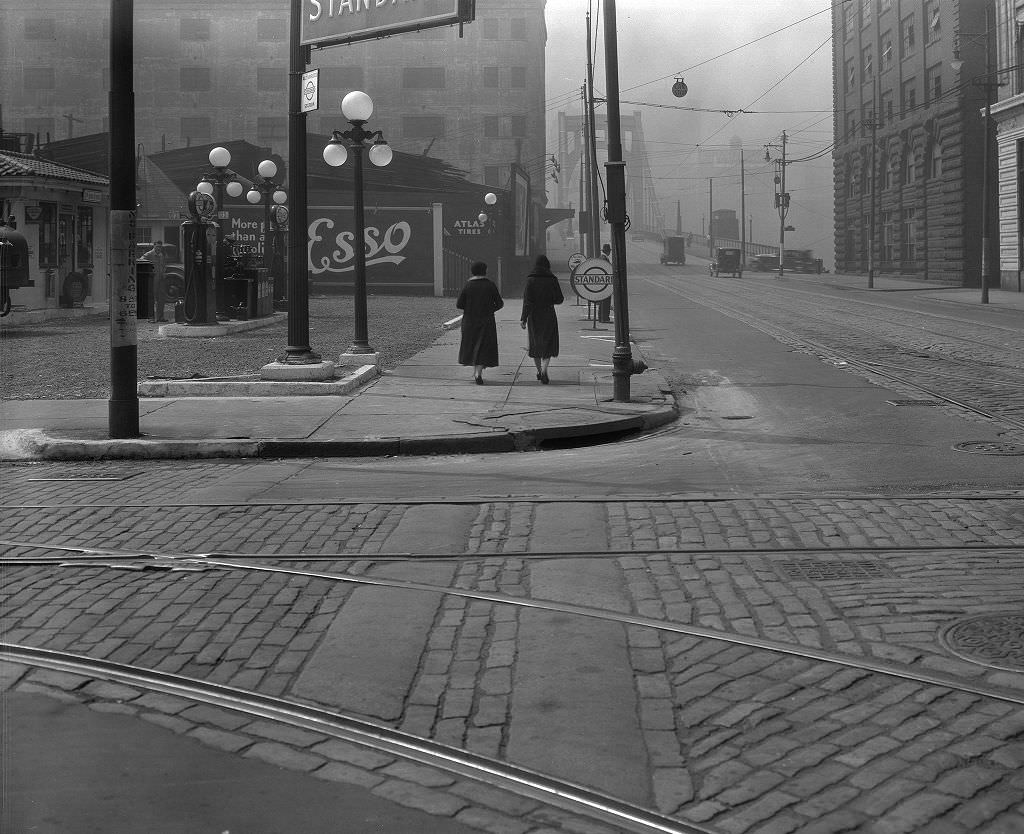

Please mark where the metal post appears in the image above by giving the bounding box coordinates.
[980,8,992,304]
[869,78,878,288]
[108,0,139,438]
[708,178,714,257]
[778,130,787,278]
[602,0,634,402]
[740,150,746,267]
[585,14,602,257]
[350,140,372,352]
[282,0,319,363]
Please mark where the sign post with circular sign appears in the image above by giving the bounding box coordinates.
[567,252,585,273]
[570,258,614,329]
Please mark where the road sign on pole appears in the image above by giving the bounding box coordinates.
[569,257,614,302]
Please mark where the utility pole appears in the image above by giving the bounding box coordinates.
[580,85,591,254]
[108,0,139,438]
[740,150,746,267]
[676,200,682,235]
[765,131,788,277]
[585,8,602,258]
[980,6,993,304]
[708,178,714,257]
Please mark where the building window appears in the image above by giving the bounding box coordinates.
[484,165,503,187]
[884,154,897,189]
[845,58,856,91]
[511,67,527,88]
[257,67,286,93]
[37,203,58,271]
[902,77,917,114]
[925,1,940,41]
[483,67,499,88]
[881,210,896,261]
[257,117,287,146]
[903,208,917,261]
[23,67,55,91]
[862,45,874,80]
[180,116,211,143]
[509,114,526,137]
[843,4,854,39]
[257,18,286,41]
[320,66,365,90]
[901,14,915,59]
[930,141,943,177]
[482,18,499,39]
[903,149,917,184]
[881,31,894,71]
[880,89,894,125]
[484,116,500,138]
[846,111,857,139]
[926,65,942,103]
[510,17,527,39]
[402,67,446,89]
[180,67,211,92]
[403,115,446,138]
[180,18,210,41]
[24,18,55,39]
[77,207,95,268]
[860,0,872,28]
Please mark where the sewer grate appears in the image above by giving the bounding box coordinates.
[776,559,895,581]
[939,613,1024,672]
[886,399,942,407]
[953,441,1024,456]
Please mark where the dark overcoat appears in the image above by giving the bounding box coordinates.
[456,276,504,367]
[520,267,564,359]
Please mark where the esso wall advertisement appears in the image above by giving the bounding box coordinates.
[306,206,434,290]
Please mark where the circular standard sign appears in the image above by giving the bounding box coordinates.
[567,251,585,272]
[570,258,614,302]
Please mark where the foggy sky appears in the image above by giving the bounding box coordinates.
[544,0,836,259]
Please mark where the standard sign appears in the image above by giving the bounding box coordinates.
[570,258,614,302]
[301,69,319,113]
[301,0,475,48]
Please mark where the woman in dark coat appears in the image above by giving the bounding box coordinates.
[520,254,564,384]
[456,260,504,384]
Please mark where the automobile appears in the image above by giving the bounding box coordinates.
[750,253,777,271]
[783,249,818,273]
[659,235,686,265]
[136,242,186,300]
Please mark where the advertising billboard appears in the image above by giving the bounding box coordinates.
[301,0,475,48]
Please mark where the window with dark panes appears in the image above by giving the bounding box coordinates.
[881,89,894,125]
[320,66,365,90]
[257,18,286,41]
[180,18,210,40]
[924,1,940,41]
[511,67,526,88]
[257,67,286,92]
[403,115,445,137]
[509,114,526,136]
[881,32,894,71]
[903,149,916,184]
[484,116,500,137]
[862,45,873,79]
[24,18,55,39]
[843,5,854,39]
[181,67,211,92]
[402,67,445,89]
[926,65,942,103]
[483,67,499,88]
[181,116,211,142]
[77,207,94,268]
[901,14,915,58]
[901,77,916,113]
[24,67,55,91]
[846,58,856,91]
[511,17,527,39]
[903,207,917,260]
[37,203,58,268]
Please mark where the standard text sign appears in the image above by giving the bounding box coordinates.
[301,0,474,48]
[570,258,614,302]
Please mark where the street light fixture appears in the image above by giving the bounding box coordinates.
[196,146,244,315]
[323,91,393,356]
[245,158,288,301]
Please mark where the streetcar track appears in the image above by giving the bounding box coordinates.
[0,644,714,834]
[3,538,1022,707]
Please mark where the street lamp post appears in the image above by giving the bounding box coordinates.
[196,146,244,315]
[246,159,288,301]
[323,91,393,357]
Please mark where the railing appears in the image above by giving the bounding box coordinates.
[442,247,476,297]
[687,234,778,258]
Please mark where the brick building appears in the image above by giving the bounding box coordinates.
[832,0,992,285]
[992,0,1024,291]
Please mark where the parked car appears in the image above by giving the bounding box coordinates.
[136,242,186,300]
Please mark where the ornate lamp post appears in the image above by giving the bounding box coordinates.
[323,91,393,357]
[246,158,288,301]
[196,146,244,315]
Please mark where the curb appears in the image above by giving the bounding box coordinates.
[137,365,378,398]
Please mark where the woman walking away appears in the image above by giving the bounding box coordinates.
[520,254,564,384]
[457,260,504,384]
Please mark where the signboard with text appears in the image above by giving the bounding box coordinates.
[307,205,435,292]
[301,0,476,48]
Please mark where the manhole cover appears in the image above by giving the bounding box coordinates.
[886,399,942,407]
[939,614,1024,671]
[953,441,1024,456]
[777,559,894,581]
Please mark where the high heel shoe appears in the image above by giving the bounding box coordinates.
[536,372,543,381]
[475,375,483,385]
[540,371,549,384]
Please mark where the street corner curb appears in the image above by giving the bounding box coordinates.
[0,430,263,461]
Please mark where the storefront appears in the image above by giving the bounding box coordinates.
[0,150,110,313]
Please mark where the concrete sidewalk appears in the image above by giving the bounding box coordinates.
[0,303,677,461]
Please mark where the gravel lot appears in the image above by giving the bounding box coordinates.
[1,295,458,400]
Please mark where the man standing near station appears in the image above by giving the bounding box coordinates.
[142,240,167,321]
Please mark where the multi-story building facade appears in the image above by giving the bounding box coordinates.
[832,0,990,285]
[0,1,548,232]
[991,0,1024,291]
